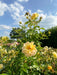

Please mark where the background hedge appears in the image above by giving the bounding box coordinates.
[41,26,57,48]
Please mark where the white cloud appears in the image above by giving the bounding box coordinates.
[56,12,57,15]
[18,0,29,2]
[0,31,10,37]
[0,25,12,30]
[0,1,26,26]
[0,1,8,16]
[39,14,57,29]
[3,31,9,36]
[39,13,47,20]
[8,2,26,25]
[37,9,43,13]
[4,31,9,35]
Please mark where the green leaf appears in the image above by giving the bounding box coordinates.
[20,71,23,75]
[40,27,45,30]
[25,21,29,24]
[23,68,28,73]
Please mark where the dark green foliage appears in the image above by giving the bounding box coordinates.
[41,26,57,48]
[10,28,26,39]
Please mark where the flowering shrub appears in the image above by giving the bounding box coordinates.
[10,12,47,46]
[0,38,19,74]
[0,12,57,75]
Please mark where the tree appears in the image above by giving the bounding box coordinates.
[10,28,26,39]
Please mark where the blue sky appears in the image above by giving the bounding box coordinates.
[0,0,57,37]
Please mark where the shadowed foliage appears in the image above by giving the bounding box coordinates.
[41,26,57,48]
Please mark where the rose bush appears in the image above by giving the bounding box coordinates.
[0,12,57,75]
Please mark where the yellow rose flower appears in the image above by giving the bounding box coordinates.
[53,52,57,58]
[8,50,12,54]
[48,31,51,35]
[37,52,39,55]
[31,13,39,20]
[2,36,9,41]
[11,50,15,53]
[3,60,6,63]
[4,49,7,54]
[48,65,52,70]
[0,64,3,69]
[22,42,37,57]
[43,46,48,51]
[8,58,11,61]
[15,51,19,55]
[13,54,16,58]
[1,54,4,57]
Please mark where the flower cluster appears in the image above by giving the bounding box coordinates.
[48,65,52,70]
[10,42,19,48]
[24,12,39,21]
[2,36,9,41]
[22,42,37,57]
[0,45,18,70]
[53,51,57,58]
[31,13,39,20]
[36,46,57,74]
[0,64,3,70]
